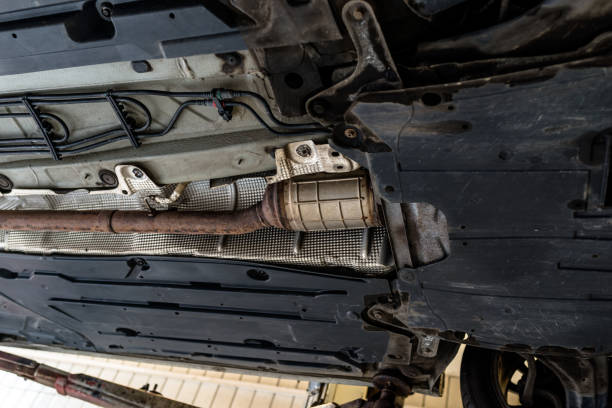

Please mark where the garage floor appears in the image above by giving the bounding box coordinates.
[0,346,310,408]
[0,346,463,407]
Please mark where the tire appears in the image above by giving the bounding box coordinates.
[460,347,508,408]
[460,346,566,408]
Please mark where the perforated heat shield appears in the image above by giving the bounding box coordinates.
[0,178,392,274]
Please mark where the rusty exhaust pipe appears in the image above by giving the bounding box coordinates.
[0,176,379,235]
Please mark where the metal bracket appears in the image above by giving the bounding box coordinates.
[22,97,61,160]
[306,0,402,126]
[266,141,360,184]
[416,334,440,358]
[106,92,140,147]
[311,372,411,408]
[124,258,150,280]
[382,334,413,367]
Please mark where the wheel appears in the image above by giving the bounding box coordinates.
[460,346,565,408]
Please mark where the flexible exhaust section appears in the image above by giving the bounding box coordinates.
[0,176,379,235]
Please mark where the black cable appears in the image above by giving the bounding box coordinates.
[141,100,211,139]
[0,100,213,156]
[231,90,325,129]
[18,90,214,102]
[60,100,213,155]
[225,101,330,136]
[0,88,328,159]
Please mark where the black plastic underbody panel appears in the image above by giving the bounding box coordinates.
[0,253,390,379]
[0,0,344,76]
[344,63,612,352]
[0,0,246,75]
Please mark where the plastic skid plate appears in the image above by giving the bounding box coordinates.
[0,253,390,378]
[342,61,612,353]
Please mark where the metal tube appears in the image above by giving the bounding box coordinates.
[0,176,380,235]
[110,206,270,235]
[0,184,285,235]
[0,207,274,236]
[0,210,115,233]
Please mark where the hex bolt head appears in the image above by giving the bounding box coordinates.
[100,2,113,18]
[296,144,313,158]
[352,8,364,20]
[344,128,358,139]
[132,168,144,178]
[311,101,326,115]
[98,170,118,187]
[222,53,242,67]
[422,335,435,347]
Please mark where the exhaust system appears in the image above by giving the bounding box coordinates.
[0,176,379,235]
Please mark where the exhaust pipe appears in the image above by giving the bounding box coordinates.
[0,176,379,235]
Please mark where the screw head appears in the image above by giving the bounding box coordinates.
[352,8,364,20]
[311,101,326,115]
[296,144,313,158]
[98,170,118,187]
[422,335,435,347]
[222,53,243,67]
[132,168,144,178]
[344,128,358,139]
[100,3,113,17]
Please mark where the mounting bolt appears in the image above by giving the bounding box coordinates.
[344,128,358,139]
[100,2,113,18]
[98,170,118,187]
[296,144,313,158]
[226,55,238,66]
[422,335,435,348]
[311,101,326,115]
[132,168,144,178]
[352,8,364,20]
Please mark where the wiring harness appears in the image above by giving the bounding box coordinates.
[0,88,328,160]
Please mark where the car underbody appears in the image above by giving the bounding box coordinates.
[0,0,610,407]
